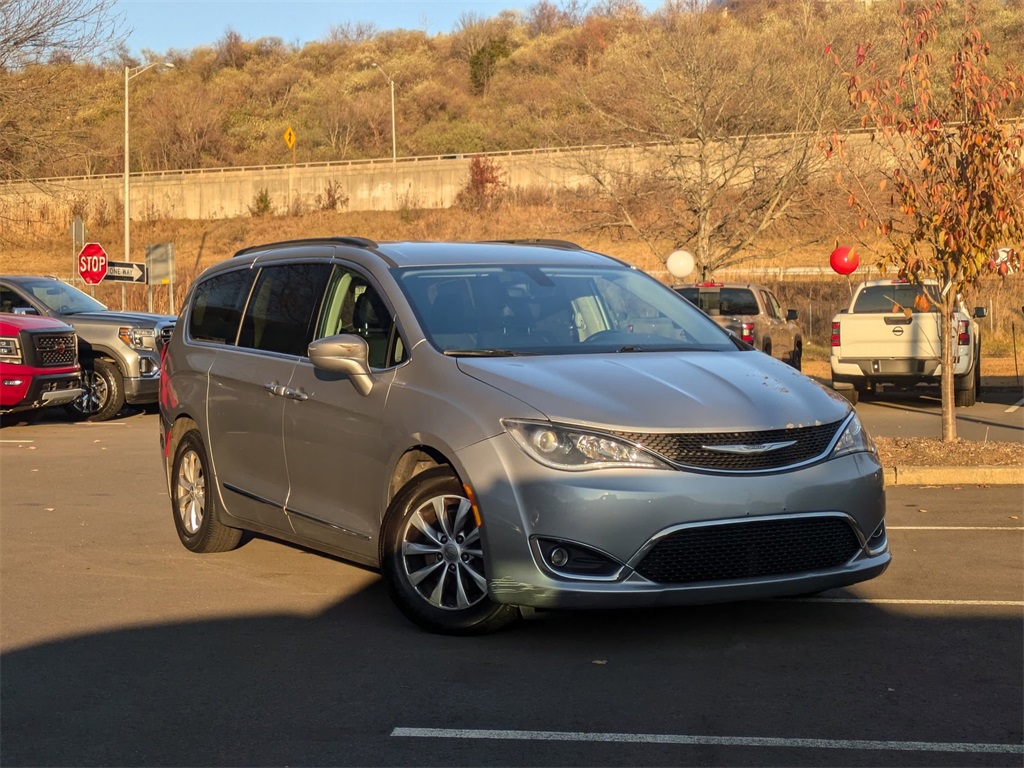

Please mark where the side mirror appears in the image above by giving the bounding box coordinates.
[11,307,38,316]
[307,334,373,396]
[786,309,799,321]
[973,307,987,319]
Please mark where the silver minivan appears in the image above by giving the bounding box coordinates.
[160,238,888,634]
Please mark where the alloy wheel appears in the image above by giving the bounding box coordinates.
[176,448,205,535]
[400,493,487,611]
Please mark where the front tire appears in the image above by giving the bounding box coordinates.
[171,429,242,553]
[380,467,519,635]
[66,359,125,422]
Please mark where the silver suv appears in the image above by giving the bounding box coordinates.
[160,238,888,634]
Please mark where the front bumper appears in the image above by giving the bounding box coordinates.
[124,372,161,404]
[455,432,888,610]
[0,372,83,414]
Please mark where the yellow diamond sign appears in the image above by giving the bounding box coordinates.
[283,126,296,149]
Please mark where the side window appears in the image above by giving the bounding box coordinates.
[760,291,780,319]
[238,263,332,356]
[189,270,254,344]
[0,286,32,313]
[316,267,402,369]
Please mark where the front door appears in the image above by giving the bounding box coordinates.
[282,266,405,561]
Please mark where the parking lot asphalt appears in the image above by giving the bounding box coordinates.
[1,412,1021,766]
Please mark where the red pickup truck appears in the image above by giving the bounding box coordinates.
[0,314,83,417]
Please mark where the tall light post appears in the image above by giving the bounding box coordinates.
[371,62,396,163]
[124,61,174,271]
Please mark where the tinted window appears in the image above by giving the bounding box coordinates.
[189,270,253,344]
[853,284,938,313]
[674,287,757,316]
[238,263,331,355]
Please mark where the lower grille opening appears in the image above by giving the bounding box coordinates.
[635,516,861,584]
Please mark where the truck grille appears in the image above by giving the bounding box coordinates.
[610,421,843,472]
[32,333,77,367]
[635,516,861,584]
[158,325,175,349]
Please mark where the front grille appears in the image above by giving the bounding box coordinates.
[32,333,77,367]
[634,516,861,584]
[158,325,174,349]
[610,421,843,472]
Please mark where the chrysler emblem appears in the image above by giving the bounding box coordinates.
[703,440,797,455]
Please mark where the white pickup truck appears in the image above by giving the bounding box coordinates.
[830,279,986,406]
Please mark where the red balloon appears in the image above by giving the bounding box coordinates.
[830,246,860,275]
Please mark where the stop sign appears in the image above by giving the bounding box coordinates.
[78,243,108,285]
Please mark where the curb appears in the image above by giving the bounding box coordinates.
[883,466,1023,486]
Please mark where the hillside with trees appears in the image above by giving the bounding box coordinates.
[4,0,1021,181]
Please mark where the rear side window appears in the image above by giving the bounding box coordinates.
[189,270,253,344]
[237,263,332,356]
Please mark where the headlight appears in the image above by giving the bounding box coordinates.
[503,419,672,471]
[0,336,22,363]
[118,326,157,350]
[830,412,878,460]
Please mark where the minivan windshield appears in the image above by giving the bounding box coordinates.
[396,265,736,355]
[14,278,108,315]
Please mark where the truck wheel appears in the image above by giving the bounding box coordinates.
[65,360,126,422]
[833,382,858,405]
[954,368,977,408]
[788,343,802,371]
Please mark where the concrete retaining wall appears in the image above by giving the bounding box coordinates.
[1,145,651,223]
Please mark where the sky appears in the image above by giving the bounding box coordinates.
[116,0,651,56]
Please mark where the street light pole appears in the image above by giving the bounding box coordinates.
[372,62,396,163]
[123,62,173,287]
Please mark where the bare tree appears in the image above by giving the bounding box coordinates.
[0,0,123,69]
[570,1,843,277]
[0,0,124,237]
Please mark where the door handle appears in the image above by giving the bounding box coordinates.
[284,388,308,401]
[264,382,287,397]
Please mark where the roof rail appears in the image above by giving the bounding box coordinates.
[482,239,583,250]
[233,236,379,258]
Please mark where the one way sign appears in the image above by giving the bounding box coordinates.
[105,260,147,284]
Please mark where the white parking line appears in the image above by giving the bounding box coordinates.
[1006,397,1024,413]
[391,727,1024,754]
[795,598,1023,606]
[888,526,1022,531]
[0,439,34,444]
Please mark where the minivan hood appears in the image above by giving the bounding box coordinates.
[457,350,849,431]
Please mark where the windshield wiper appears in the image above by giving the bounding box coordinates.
[443,349,541,357]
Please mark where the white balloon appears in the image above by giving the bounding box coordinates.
[666,250,695,279]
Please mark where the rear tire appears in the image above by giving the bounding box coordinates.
[380,467,519,635]
[788,343,802,371]
[954,368,977,407]
[833,382,858,405]
[171,429,242,553]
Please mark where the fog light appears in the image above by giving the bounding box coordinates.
[549,547,570,567]
[3,379,24,386]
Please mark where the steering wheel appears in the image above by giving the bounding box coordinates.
[582,330,629,344]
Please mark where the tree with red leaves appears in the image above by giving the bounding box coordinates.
[830,0,1023,441]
